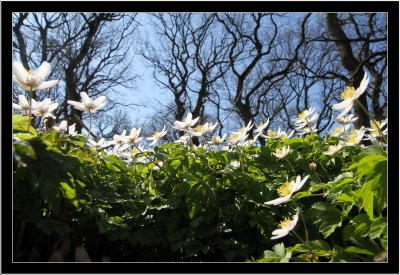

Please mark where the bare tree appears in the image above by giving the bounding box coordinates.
[215,13,311,140]
[140,13,231,139]
[12,13,140,133]
[325,13,387,127]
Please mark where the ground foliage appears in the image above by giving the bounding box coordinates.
[13,114,387,262]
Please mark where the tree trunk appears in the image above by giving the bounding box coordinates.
[326,13,370,129]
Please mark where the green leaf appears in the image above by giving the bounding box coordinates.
[272,243,286,257]
[309,202,343,238]
[360,180,374,220]
[369,217,387,239]
[336,193,355,204]
[60,181,78,207]
[13,114,38,134]
[344,246,375,256]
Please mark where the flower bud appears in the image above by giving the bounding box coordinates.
[309,162,317,172]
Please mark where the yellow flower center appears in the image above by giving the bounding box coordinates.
[298,111,307,119]
[340,86,356,100]
[278,217,292,228]
[281,134,288,140]
[195,125,204,132]
[228,134,238,141]
[333,127,342,134]
[268,130,277,137]
[370,120,381,135]
[129,148,138,155]
[277,181,292,197]
[347,136,356,144]
[152,131,159,137]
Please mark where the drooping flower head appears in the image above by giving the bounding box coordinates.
[12,61,59,91]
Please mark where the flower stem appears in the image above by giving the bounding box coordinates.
[293,202,309,243]
[27,88,33,131]
[285,158,296,175]
[355,99,387,144]
[87,111,92,141]
[291,230,305,244]
[342,124,347,139]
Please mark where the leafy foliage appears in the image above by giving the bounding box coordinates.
[12,114,387,262]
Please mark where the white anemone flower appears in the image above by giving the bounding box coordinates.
[341,127,365,146]
[296,124,318,136]
[234,120,254,135]
[111,130,127,150]
[227,160,241,170]
[328,125,350,137]
[68,123,78,137]
[31,98,58,117]
[53,120,68,133]
[174,134,191,145]
[293,107,318,128]
[12,61,59,91]
[208,134,227,146]
[273,146,292,159]
[202,122,219,133]
[119,128,143,151]
[187,125,206,137]
[333,114,358,125]
[265,175,309,206]
[147,126,167,146]
[322,144,343,156]
[366,119,387,138]
[279,129,295,141]
[87,138,111,150]
[227,132,249,146]
[13,95,37,115]
[172,113,200,131]
[67,92,106,113]
[332,73,369,117]
[254,119,270,135]
[188,121,218,137]
[262,128,282,140]
[271,209,300,240]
